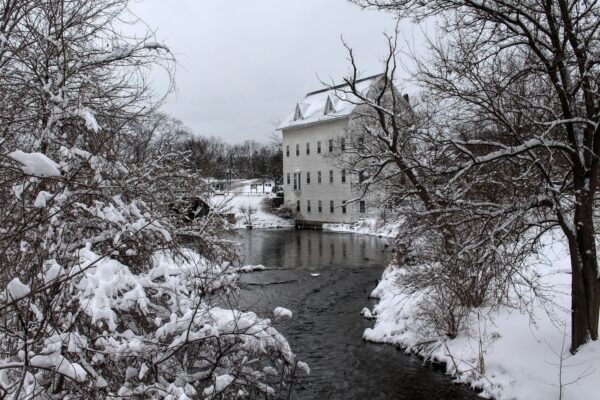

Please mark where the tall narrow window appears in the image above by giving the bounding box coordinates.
[295,144,299,156]
[341,169,346,183]
[293,173,297,190]
[330,200,334,213]
[318,200,322,213]
[286,173,290,185]
[342,200,347,214]
[307,200,311,213]
[329,170,334,183]
[358,171,365,183]
[306,142,310,155]
[298,172,301,190]
[359,201,366,213]
[317,171,322,184]
[341,138,346,151]
[296,200,300,212]
[317,141,322,154]
[286,145,290,157]
[328,139,333,152]
[306,172,311,184]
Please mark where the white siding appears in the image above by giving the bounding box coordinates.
[282,118,372,223]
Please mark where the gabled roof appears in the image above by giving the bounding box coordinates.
[324,95,336,115]
[277,74,384,130]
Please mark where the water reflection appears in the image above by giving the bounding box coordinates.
[238,229,387,271]
[236,229,480,400]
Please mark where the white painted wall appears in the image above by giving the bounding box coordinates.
[282,117,374,223]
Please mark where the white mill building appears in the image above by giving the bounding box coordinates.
[277,74,387,226]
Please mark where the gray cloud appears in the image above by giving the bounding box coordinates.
[130,0,423,143]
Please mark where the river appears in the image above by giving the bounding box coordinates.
[235,229,480,400]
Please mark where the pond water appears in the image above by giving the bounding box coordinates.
[235,229,480,400]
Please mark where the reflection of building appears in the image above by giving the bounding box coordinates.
[277,74,385,225]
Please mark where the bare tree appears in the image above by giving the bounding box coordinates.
[0,1,303,398]
[326,35,535,340]
[239,204,258,227]
[351,0,600,352]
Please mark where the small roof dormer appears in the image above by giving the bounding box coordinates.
[277,73,385,130]
[324,95,336,115]
[294,102,305,121]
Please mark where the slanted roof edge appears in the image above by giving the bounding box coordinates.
[305,73,384,97]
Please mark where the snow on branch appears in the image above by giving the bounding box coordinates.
[7,150,61,177]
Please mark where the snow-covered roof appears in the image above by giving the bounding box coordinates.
[277,74,383,130]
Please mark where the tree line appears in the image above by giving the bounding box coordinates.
[129,112,284,183]
[180,134,283,182]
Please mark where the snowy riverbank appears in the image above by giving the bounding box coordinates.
[211,194,294,229]
[211,193,400,235]
[323,218,400,238]
[362,231,600,400]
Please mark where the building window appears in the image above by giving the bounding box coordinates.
[307,200,311,213]
[306,142,310,155]
[358,171,365,183]
[341,138,346,151]
[286,145,289,157]
[287,173,290,185]
[318,200,322,213]
[359,201,366,213]
[329,170,333,183]
[317,171,322,184]
[342,200,347,214]
[330,200,334,213]
[306,172,311,184]
[328,139,333,152]
[317,141,321,154]
[293,172,302,190]
[341,169,346,183]
[296,144,300,156]
[296,200,300,212]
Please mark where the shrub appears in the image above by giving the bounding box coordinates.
[261,197,293,219]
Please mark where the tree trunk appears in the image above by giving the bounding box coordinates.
[567,196,600,353]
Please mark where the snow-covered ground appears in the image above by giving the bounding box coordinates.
[211,194,294,229]
[323,217,400,238]
[363,231,600,400]
[211,191,398,234]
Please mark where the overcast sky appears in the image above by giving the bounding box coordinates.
[128,0,424,143]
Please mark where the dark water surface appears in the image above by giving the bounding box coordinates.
[235,229,479,400]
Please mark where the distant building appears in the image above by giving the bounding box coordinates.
[277,74,390,225]
[208,178,274,195]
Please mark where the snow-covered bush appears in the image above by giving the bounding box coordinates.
[261,198,293,220]
[0,1,302,398]
[274,204,294,220]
